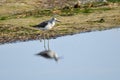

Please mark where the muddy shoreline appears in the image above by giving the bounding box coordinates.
[0,6,120,44]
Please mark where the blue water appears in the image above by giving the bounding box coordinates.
[0,29,120,80]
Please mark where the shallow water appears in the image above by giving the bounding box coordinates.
[0,29,120,80]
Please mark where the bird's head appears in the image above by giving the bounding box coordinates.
[54,53,63,62]
[52,17,61,22]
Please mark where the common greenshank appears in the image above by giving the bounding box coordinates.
[33,17,60,30]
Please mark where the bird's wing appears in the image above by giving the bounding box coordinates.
[39,53,50,58]
[33,20,49,28]
[37,50,51,58]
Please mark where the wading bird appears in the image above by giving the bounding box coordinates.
[33,17,60,30]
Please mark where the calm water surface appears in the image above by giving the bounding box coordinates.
[0,29,120,80]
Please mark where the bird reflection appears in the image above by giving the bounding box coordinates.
[37,49,60,62]
[37,39,61,62]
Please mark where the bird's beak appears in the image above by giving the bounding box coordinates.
[55,58,59,62]
[56,19,61,22]
[55,56,63,62]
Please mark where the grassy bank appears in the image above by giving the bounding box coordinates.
[0,1,120,44]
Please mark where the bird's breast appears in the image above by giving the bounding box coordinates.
[45,22,55,29]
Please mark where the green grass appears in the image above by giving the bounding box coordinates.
[81,8,92,13]
[60,8,93,16]
[0,7,112,21]
[92,7,112,12]
[60,6,112,16]
[108,0,120,2]
[0,16,8,20]
[0,9,52,21]
[0,6,112,22]
[0,1,114,21]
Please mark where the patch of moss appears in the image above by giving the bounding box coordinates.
[108,0,120,2]
[0,16,8,20]
[95,7,112,11]
[81,8,93,13]
[60,8,93,16]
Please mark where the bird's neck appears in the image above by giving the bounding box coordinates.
[49,20,55,23]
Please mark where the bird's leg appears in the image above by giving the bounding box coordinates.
[48,37,50,50]
[43,33,47,50]
[39,34,42,42]
[43,35,46,49]
[47,33,50,50]
[39,38,42,42]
